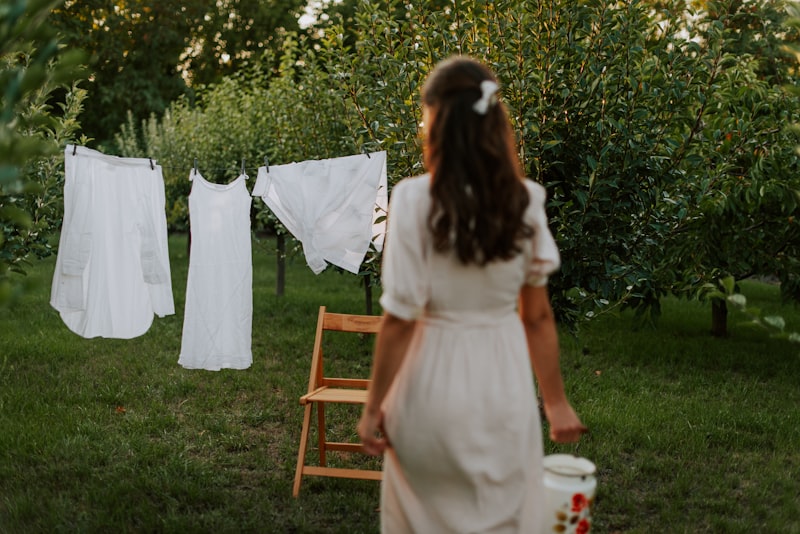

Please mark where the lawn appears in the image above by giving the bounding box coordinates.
[1,234,799,533]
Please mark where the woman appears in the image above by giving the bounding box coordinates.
[358,56,587,533]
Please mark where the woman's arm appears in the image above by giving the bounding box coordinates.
[519,284,587,443]
[358,312,417,455]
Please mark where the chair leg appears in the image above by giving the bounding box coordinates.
[317,402,327,467]
[293,403,313,497]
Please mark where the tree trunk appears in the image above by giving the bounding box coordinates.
[364,274,373,315]
[711,298,727,337]
[276,233,285,297]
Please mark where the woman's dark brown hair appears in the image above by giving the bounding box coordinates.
[422,56,533,265]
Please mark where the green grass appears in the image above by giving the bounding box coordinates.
[1,234,799,533]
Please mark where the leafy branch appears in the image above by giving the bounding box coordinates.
[705,276,800,345]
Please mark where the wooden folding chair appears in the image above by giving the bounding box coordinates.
[292,306,384,497]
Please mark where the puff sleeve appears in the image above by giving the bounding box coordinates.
[524,181,561,287]
[378,178,430,320]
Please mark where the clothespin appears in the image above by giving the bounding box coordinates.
[264,156,269,173]
[363,147,371,159]
[149,158,155,171]
[193,158,198,176]
[241,158,246,176]
[72,144,77,156]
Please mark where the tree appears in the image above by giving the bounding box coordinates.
[698,0,800,83]
[1,0,86,306]
[184,0,305,86]
[661,52,800,336]
[319,0,800,332]
[49,0,200,146]
[50,0,305,147]
[649,0,800,335]
[117,0,800,335]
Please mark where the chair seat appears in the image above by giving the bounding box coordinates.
[300,386,369,405]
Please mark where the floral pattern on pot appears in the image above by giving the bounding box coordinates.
[549,492,594,533]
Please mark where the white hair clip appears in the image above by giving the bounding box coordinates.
[472,80,499,115]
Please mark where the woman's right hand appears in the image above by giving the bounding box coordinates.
[357,408,388,456]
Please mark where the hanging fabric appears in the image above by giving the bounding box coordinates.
[251,151,388,275]
[50,145,174,339]
[179,171,253,371]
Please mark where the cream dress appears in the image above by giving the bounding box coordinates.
[378,175,560,533]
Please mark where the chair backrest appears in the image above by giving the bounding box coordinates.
[306,306,383,393]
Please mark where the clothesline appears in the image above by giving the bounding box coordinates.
[62,144,388,277]
[67,143,266,175]
[53,145,388,356]
[65,143,375,178]
[190,157,267,178]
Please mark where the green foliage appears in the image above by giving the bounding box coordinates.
[502,1,712,323]
[662,61,800,300]
[0,0,86,306]
[704,275,800,343]
[115,0,800,329]
[50,0,196,146]
[114,43,360,232]
[701,0,800,84]
[308,0,800,325]
[50,0,306,147]
[655,1,800,314]
[117,67,278,232]
[184,0,306,87]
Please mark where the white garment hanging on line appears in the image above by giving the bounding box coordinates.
[251,151,388,275]
[179,172,253,371]
[50,145,174,339]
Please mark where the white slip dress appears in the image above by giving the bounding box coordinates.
[179,172,252,371]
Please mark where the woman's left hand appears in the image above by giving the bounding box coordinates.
[544,401,588,443]
[357,409,388,456]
